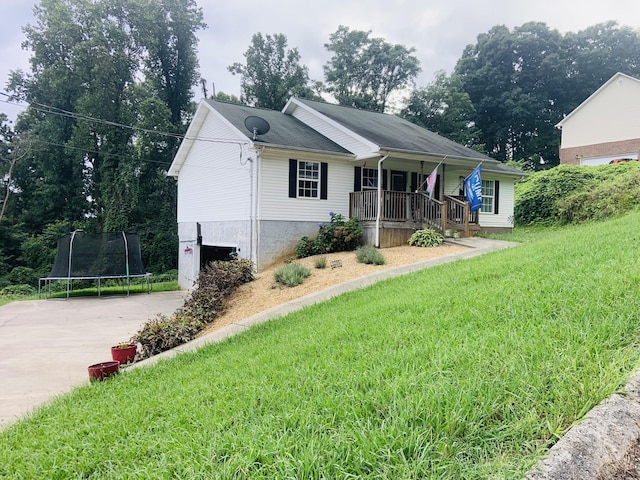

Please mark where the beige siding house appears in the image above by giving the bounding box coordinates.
[169,98,524,289]
[556,72,640,165]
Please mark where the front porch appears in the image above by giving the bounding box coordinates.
[349,191,479,247]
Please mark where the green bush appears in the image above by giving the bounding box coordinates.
[408,229,444,247]
[274,263,311,287]
[314,256,327,269]
[8,266,39,287]
[295,212,363,258]
[132,258,254,358]
[355,246,385,265]
[515,162,640,226]
[0,284,37,296]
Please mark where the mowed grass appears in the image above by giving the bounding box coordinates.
[3,213,640,478]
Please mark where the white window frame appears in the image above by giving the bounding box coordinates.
[298,161,320,198]
[362,167,378,190]
[481,179,494,213]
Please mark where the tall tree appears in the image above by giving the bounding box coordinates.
[455,21,640,166]
[401,70,483,149]
[229,33,318,110]
[4,0,205,276]
[323,26,421,112]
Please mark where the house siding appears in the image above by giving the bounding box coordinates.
[559,74,640,164]
[259,151,353,221]
[176,111,252,224]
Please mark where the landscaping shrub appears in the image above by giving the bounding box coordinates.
[408,229,444,247]
[295,212,363,258]
[274,263,311,287]
[355,245,385,265]
[314,256,327,269]
[132,258,254,358]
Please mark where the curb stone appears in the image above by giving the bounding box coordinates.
[525,370,640,479]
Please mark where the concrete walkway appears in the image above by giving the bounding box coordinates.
[0,238,515,430]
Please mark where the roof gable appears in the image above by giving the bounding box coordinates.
[556,72,640,128]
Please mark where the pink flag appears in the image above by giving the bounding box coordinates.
[426,166,438,198]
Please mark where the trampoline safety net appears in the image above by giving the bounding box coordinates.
[48,231,146,278]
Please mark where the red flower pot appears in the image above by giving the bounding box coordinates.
[88,361,120,382]
[111,344,137,365]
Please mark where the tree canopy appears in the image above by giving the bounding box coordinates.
[0,0,205,287]
[453,21,640,166]
[229,33,319,110]
[323,26,421,112]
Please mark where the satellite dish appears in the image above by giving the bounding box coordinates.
[244,116,271,140]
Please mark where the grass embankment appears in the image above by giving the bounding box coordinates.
[3,213,640,478]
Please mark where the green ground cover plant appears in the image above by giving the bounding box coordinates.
[3,211,640,478]
[408,228,444,247]
[273,263,311,287]
[355,245,386,265]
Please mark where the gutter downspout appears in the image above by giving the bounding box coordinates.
[375,154,390,248]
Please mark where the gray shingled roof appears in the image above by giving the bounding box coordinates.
[294,98,525,176]
[206,100,350,155]
[295,97,492,160]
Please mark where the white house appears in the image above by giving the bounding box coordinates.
[556,72,640,165]
[169,97,524,288]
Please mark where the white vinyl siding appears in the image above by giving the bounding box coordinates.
[259,152,352,221]
[560,75,640,149]
[176,111,251,223]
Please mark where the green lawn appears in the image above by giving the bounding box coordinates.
[2,213,640,478]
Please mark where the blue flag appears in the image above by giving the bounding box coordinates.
[464,164,482,212]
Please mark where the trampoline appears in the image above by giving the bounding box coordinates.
[39,231,152,298]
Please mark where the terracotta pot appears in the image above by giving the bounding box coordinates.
[111,344,137,365]
[88,361,120,382]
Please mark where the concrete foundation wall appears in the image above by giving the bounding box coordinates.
[257,220,321,271]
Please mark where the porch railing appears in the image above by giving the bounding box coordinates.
[349,191,478,234]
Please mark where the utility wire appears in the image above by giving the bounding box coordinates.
[0,92,249,147]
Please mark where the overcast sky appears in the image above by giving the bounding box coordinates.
[2,0,640,120]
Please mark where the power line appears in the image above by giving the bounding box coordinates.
[0,92,249,147]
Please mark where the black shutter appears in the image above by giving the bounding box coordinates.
[435,175,441,200]
[494,181,500,214]
[410,172,417,192]
[320,162,328,200]
[288,159,297,198]
[382,169,388,190]
[354,166,362,192]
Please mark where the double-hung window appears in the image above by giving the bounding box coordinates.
[298,161,319,198]
[362,167,378,190]
[288,159,328,200]
[481,180,495,213]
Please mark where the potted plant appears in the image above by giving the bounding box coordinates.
[88,361,120,381]
[111,342,137,365]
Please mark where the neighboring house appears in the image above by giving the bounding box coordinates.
[556,72,640,165]
[169,97,524,288]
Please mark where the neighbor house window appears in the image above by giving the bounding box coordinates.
[481,180,494,213]
[362,167,378,189]
[289,159,328,200]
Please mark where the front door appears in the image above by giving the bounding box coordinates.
[391,170,407,191]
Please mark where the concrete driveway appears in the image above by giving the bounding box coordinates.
[0,291,186,429]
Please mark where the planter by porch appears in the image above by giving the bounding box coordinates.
[111,343,137,365]
[88,361,120,382]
